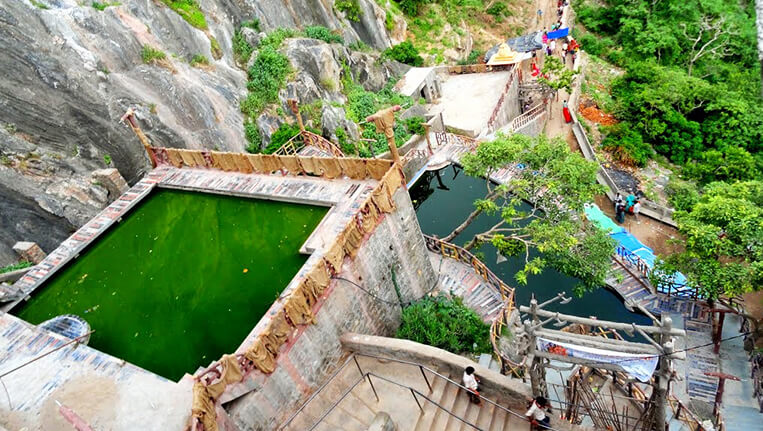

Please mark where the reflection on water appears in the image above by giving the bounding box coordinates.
[410,165,651,327]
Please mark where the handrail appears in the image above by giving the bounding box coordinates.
[667,393,708,431]
[509,102,546,132]
[613,245,700,299]
[280,351,546,431]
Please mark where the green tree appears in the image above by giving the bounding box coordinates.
[655,180,763,299]
[382,41,424,66]
[444,133,615,294]
[538,56,577,94]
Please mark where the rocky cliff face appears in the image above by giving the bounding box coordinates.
[0,0,394,264]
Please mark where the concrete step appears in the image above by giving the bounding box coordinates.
[504,411,530,430]
[488,402,508,431]
[414,369,449,430]
[461,397,482,430]
[430,382,461,430]
[446,387,472,429]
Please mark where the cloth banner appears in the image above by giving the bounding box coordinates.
[536,338,658,382]
[547,28,570,40]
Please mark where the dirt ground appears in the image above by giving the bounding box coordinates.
[594,194,684,257]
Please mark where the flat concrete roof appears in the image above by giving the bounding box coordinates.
[396,67,434,96]
[437,71,513,136]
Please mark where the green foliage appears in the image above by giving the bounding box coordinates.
[160,0,207,30]
[209,36,222,60]
[538,56,577,93]
[335,0,362,21]
[189,54,209,67]
[232,30,254,65]
[382,41,424,66]
[244,122,262,152]
[335,127,356,155]
[259,28,298,50]
[349,40,371,52]
[303,26,344,44]
[241,19,261,31]
[457,49,483,65]
[665,177,700,211]
[600,123,653,167]
[576,0,762,182]
[31,0,48,9]
[397,294,491,354]
[403,116,426,136]
[0,261,32,274]
[263,123,301,154]
[398,0,427,16]
[141,45,167,64]
[241,42,291,118]
[103,154,112,165]
[460,133,614,294]
[92,1,120,11]
[657,180,763,299]
[486,2,507,17]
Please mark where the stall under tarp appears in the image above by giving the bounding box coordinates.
[507,31,544,52]
[547,27,570,40]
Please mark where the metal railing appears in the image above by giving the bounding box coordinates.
[487,69,518,132]
[508,102,546,132]
[279,352,540,431]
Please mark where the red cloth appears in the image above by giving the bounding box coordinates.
[563,107,572,123]
[531,62,540,77]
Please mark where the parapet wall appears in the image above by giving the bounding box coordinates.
[226,186,437,430]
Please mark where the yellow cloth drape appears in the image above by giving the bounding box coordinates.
[369,107,397,139]
[210,152,225,170]
[366,159,392,180]
[243,338,277,374]
[260,154,281,173]
[221,153,238,171]
[247,154,265,173]
[190,151,207,168]
[317,158,342,179]
[206,354,244,400]
[278,156,303,175]
[360,201,380,232]
[192,383,218,431]
[284,287,315,325]
[232,153,253,173]
[299,156,321,176]
[324,235,345,273]
[303,260,331,303]
[178,149,197,167]
[342,219,364,258]
[166,149,183,168]
[338,158,367,179]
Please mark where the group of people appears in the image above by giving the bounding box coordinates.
[463,366,553,429]
[615,192,642,224]
[540,33,579,66]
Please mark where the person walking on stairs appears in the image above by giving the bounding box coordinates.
[462,366,482,405]
[526,396,552,429]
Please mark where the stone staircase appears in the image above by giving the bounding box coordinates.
[429,252,504,322]
[281,355,531,431]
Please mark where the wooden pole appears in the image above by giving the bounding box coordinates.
[287,99,305,133]
[704,371,740,417]
[120,108,156,168]
[654,314,672,431]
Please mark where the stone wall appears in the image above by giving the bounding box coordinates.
[226,187,437,430]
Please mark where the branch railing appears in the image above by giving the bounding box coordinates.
[614,245,700,299]
[422,235,525,376]
[274,130,345,157]
[279,352,533,431]
[668,394,709,431]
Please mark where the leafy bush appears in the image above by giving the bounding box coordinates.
[349,40,371,52]
[244,122,262,152]
[404,116,426,136]
[92,1,119,11]
[260,28,298,50]
[141,45,167,64]
[665,177,700,211]
[241,19,261,31]
[382,41,424,66]
[241,46,291,117]
[232,30,254,65]
[457,49,483,65]
[486,2,507,17]
[683,146,759,184]
[335,0,362,21]
[397,294,491,354]
[189,54,209,67]
[0,261,32,274]
[600,123,653,167]
[303,26,344,44]
[263,123,301,154]
[160,0,207,30]
[398,0,427,16]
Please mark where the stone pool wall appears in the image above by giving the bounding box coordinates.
[226,187,437,430]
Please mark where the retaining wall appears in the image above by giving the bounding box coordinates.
[227,187,437,430]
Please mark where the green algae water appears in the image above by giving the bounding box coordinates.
[410,166,651,328]
[17,189,327,380]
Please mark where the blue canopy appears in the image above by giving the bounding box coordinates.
[547,28,569,40]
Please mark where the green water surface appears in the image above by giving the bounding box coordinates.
[17,189,327,380]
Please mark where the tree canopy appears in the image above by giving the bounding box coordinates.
[655,180,763,299]
[449,133,615,295]
[576,0,762,181]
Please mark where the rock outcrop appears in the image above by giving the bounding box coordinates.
[0,0,395,263]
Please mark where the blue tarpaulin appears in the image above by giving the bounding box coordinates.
[547,28,569,40]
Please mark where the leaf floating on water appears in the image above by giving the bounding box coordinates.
[134,332,139,337]
[243,268,248,273]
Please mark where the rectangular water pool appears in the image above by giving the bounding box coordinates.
[15,189,327,380]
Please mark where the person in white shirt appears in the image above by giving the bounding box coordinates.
[633,200,642,223]
[462,366,481,404]
[526,396,551,429]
